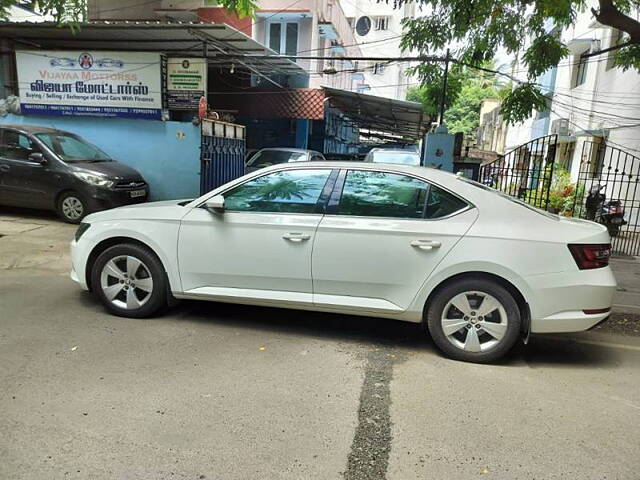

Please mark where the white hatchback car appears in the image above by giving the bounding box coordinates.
[71,162,616,363]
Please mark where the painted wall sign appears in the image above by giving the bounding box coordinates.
[167,58,207,110]
[16,50,163,119]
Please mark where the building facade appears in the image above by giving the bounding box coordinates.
[340,0,415,100]
[495,3,640,182]
[88,0,363,92]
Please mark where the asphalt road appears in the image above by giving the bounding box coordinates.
[1,210,640,480]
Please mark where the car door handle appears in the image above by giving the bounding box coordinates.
[0,165,9,172]
[283,233,311,242]
[411,240,441,250]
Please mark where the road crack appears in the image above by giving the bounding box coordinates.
[344,346,398,480]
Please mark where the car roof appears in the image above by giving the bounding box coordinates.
[259,160,456,182]
[369,148,419,154]
[258,147,319,154]
[0,124,67,135]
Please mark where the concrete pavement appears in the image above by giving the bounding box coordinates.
[611,257,640,314]
[1,208,640,479]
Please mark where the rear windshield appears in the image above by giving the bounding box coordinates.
[371,151,420,165]
[246,150,307,168]
[458,176,558,220]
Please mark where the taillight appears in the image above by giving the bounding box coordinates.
[568,244,611,270]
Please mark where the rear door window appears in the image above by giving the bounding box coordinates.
[335,170,469,219]
[337,170,429,218]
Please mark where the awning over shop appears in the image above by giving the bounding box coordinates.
[209,86,429,140]
[210,88,326,120]
[323,87,428,140]
[0,21,306,80]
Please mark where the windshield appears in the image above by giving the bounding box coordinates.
[371,151,420,165]
[458,176,558,219]
[35,132,112,163]
[246,150,307,168]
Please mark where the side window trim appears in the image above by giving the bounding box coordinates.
[314,169,340,214]
[420,182,433,219]
[325,169,347,215]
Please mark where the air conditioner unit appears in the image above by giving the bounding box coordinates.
[551,118,570,136]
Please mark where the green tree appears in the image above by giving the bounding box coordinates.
[401,0,640,124]
[0,0,256,26]
[406,65,507,137]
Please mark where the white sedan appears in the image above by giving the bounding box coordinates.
[70,162,616,363]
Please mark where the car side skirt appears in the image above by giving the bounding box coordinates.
[174,287,422,322]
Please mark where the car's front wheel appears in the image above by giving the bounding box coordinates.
[57,191,87,224]
[426,277,521,363]
[91,243,167,318]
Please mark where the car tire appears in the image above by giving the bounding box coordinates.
[57,191,88,224]
[91,243,167,318]
[426,277,521,363]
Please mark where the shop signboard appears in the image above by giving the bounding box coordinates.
[167,57,207,110]
[16,50,163,119]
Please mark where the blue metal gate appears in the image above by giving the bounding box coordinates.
[200,119,246,195]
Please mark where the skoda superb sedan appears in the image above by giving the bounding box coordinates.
[70,162,616,363]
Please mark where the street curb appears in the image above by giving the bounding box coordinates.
[612,304,640,314]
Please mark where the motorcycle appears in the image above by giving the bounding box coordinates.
[585,184,627,237]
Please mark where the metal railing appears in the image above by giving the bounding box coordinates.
[479,135,558,209]
[573,141,640,257]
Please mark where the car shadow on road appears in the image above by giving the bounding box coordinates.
[159,299,621,368]
[0,206,58,222]
[518,335,622,369]
[177,299,431,351]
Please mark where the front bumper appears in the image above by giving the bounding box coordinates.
[527,266,617,334]
[70,238,91,290]
[85,185,149,212]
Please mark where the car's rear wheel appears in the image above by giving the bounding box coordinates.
[91,243,167,318]
[426,277,521,363]
[57,191,87,224]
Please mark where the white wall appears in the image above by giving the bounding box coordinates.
[341,0,414,100]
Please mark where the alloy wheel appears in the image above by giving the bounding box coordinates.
[440,291,508,353]
[100,255,154,310]
[61,196,84,220]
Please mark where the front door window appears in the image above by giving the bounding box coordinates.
[224,169,332,213]
[0,130,41,161]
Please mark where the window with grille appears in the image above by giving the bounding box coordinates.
[606,29,625,70]
[267,21,299,56]
[375,17,389,31]
[373,62,386,74]
[574,52,589,88]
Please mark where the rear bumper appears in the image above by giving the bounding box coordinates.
[532,310,610,333]
[527,266,617,334]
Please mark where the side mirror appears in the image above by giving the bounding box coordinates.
[204,194,225,213]
[28,152,46,165]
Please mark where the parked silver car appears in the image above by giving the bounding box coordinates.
[245,148,326,173]
[364,148,421,166]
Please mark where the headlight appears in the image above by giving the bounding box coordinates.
[73,171,114,188]
[75,222,91,242]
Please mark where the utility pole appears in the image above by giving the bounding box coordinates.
[438,48,450,126]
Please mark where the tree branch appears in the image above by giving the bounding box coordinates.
[592,0,640,43]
